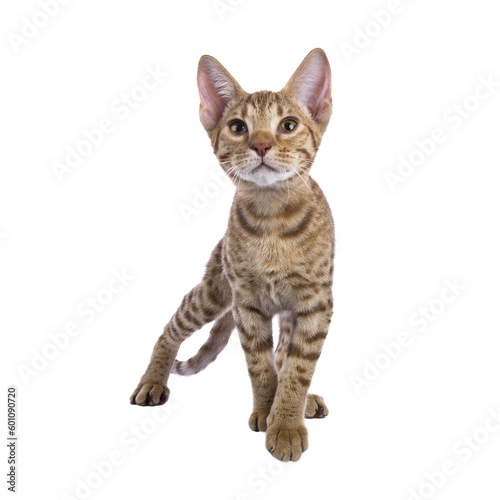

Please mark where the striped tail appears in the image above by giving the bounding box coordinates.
[172,310,235,376]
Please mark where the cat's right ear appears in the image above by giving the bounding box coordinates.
[197,56,243,131]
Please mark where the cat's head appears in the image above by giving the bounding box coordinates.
[197,49,332,188]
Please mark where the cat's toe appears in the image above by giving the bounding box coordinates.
[248,410,270,432]
[305,394,329,419]
[265,421,308,462]
[130,382,169,406]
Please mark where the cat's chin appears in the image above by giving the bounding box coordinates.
[239,169,294,188]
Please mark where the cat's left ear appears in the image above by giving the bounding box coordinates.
[282,48,332,125]
[197,55,243,131]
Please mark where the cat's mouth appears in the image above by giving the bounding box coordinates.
[252,162,277,173]
[239,161,294,187]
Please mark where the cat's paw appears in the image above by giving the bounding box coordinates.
[248,409,271,432]
[130,382,169,406]
[305,394,329,419]
[265,419,309,462]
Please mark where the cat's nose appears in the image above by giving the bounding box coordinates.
[251,143,272,158]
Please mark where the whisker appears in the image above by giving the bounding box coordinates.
[227,170,239,186]
[226,165,239,174]
[218,153,249,164]
[237,170,242,193]
[289,164,314,195]
[295,165,310,174]
[284,154,315,163]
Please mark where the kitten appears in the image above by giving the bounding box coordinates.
[130,48,334,462]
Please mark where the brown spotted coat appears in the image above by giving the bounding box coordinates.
[131,49,334,462]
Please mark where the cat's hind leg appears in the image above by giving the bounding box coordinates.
[305,394,329,419]
[275,312,294,375]
[130,240,231,406]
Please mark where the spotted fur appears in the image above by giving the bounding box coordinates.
[130,49,334,462]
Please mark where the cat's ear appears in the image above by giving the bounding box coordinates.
[197,55,243,131]
[282,48,332,125]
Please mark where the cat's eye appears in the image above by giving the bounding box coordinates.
[229,120,247,135]
[279,118,298,133]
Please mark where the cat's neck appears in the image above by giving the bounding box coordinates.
[235,175,317,217]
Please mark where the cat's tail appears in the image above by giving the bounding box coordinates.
[172,310,235,376]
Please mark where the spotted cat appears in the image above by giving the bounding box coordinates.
[131,48,334,462]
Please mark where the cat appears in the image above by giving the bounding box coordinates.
[130,48,334,462]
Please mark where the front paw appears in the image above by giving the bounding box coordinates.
[265,418,309,462]
[130,382,169,406]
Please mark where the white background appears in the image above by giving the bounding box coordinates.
[2,0,500,499]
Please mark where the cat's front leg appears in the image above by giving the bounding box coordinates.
[266,297,333,461]
[233,303,278,432]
